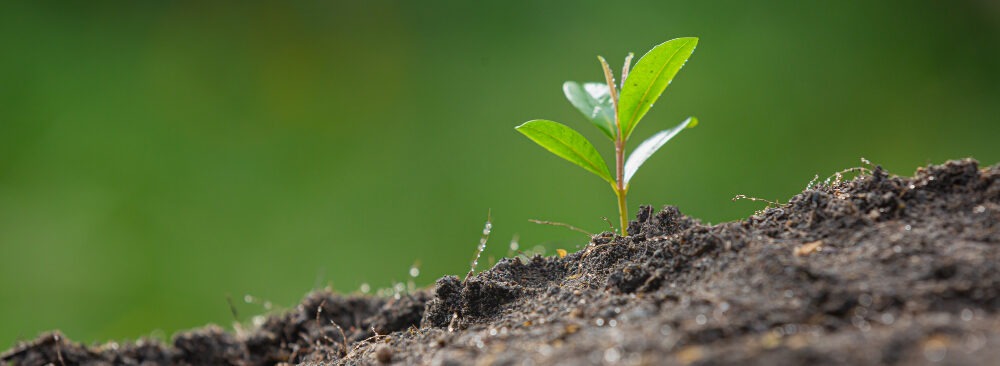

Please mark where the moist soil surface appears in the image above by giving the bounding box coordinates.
[4,159,1000,366]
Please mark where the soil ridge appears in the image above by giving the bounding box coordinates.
[4,159,999,365]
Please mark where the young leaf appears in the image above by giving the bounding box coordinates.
[516,119,614,184]
[618,37,698,140]
[563,81,616,139]
[623,117,697,185]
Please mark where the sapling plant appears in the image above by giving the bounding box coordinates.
[516,37,700,235]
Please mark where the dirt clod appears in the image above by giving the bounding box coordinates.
[374,345,392,364]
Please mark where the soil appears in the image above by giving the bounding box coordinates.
[3,158,1000,366]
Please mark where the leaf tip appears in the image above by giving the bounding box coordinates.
[515,120,537,131]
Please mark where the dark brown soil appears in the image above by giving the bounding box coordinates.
[4,159,999,366]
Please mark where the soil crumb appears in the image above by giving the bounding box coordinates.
[4,159,999,365]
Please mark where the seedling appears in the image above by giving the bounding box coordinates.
[516,37,700,235]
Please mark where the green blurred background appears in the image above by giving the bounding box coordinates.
[2,0,998,348]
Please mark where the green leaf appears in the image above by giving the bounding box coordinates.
[623,117,697,185]
[618,37,698,140]
[563,81,616,139]
[516,119,614,184]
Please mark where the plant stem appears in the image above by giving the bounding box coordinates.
[614,133,628,235]
[598,55,630,236]
[615,185,628,236]
[597,54,632,236]
[616,54,637,235]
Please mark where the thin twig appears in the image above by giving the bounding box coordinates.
[316,300,326,327]
[288,344,301,363]
[314,299,345,356]
[528,219,593,237]
[329,320,349,356]
[448,312,460,333]
[226,294,240,322]
[601,217,615,232]
[465,209,492,282]
[347,327,388,357]
[823,167,870,185]
[860,157,873,168]
[54,333,65,366]
[732,194,784,216]
[805,174,820,190]
[731,194,781,207]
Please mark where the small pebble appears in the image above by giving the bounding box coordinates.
[375,345,392,364]
[881,313,895,325]
[604,347,622,363]
[961,309,974,321]
[695,314,707,325]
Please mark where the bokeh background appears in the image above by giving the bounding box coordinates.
[2,0,999,348]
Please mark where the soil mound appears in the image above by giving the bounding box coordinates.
[4,159,999,365]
